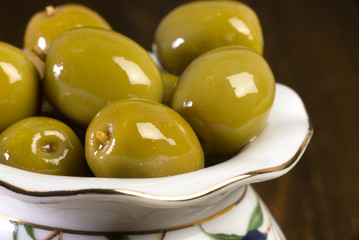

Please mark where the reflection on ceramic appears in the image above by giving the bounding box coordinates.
[0,83,312,238]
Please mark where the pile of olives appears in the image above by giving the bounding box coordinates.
[0,1,275,178]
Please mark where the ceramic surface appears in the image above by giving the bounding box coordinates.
[0,186,285,240]
[0,83,312,234]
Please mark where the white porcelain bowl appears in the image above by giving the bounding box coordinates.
[0,83,312,235]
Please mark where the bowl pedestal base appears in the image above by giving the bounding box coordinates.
[0,185,285,240]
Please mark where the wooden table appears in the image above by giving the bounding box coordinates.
[1,1,358,239]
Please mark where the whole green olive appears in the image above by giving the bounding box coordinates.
[171,46,275,156]
[161,72,179,106]
[153,0,264,74]
[43,27,163,127]
[85,98,204,178]
[0,42,40,133]
[24,3,112,77]
[0,117,88,176]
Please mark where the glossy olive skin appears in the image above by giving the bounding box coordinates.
[154,1,263,74]
[0,42,40,133]
[161,72,178,106]
[171,46,275,156]
[0,117,88,176]
[40,99,88,144]
[85,98,204,178]
[24,3,111,77]
[44,27,163,127]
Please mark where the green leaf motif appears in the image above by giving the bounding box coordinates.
[246,200,263,232]
[24,224,36,240]
[9,221,19,240]
[199,224,243,240]
[105,234,130,240]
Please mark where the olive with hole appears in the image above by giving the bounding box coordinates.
[0,117,88,176]
[43,27,163,127]
[0,42,40,133]
[24,3,112,77]
[153,0,264,74]
[85,98,204,178]
[171,46,276,156]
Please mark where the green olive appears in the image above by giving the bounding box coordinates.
[161,72,179,106]
[0,117,88,176]
[153,0,263,74]
[43,27,163,127]
[85,98,204,178]
[0,42,40,133]
[171,46,275,156]
[24,3,112,77]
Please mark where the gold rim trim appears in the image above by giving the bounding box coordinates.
[0,186,248,235]
[0,122,312,202]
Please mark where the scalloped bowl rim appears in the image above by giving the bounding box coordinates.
[0,83,312,204]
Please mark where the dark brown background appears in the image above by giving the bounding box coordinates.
[0,0,358,239]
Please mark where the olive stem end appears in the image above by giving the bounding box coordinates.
[46,5,56,16]
[96,131,109,146]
